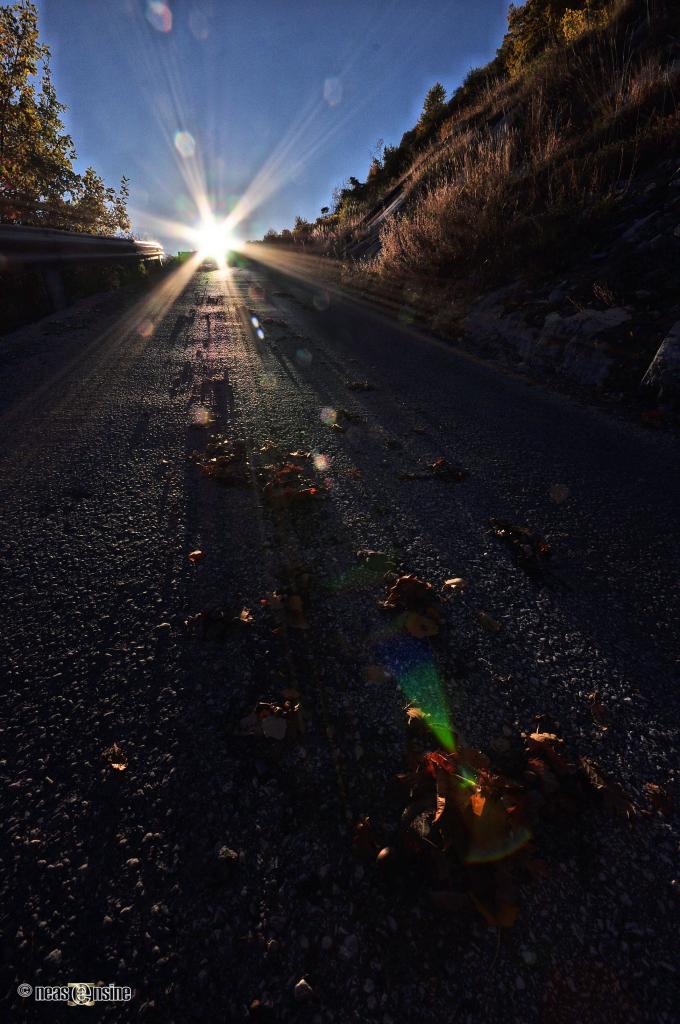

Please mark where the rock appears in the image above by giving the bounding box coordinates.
[45,948,62,964]
[294,977,313,1002]
[213,845,239,883]
[642,320,680,398]
[463,292,632,387]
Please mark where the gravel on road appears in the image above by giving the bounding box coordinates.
[1,265,678,1023]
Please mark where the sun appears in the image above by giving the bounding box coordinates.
[193,216,238,265]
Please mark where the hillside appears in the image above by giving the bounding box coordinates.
[259,0,680,412]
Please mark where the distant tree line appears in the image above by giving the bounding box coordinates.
[0,0,130,235]
[261,0,614,246]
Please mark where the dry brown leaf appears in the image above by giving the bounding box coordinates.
[586,692,608,728]
[442,577,467,596]
[103,743,128,772]
[188,549,206,564]
[477,610,502,633]
[643,782,672,816]
[381,574,435,612]
[470,791,486,817]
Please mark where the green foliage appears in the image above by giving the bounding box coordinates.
[418,82,447,131]
[497,0,611,77]
[0,0,129,234]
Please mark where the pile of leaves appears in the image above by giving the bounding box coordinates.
[380,574,442,638]
[489,518,551,576]
[361,723,639,928]
[190,434,248,484]
[239,689,304,741]
[259,448,322,506]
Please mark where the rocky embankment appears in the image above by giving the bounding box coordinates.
[459,157,680,414]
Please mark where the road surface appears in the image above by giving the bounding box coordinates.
[1,264,678,1023]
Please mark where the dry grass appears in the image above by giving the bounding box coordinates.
[367,5,680,284]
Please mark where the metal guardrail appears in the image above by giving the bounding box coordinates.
[0,223,164,265]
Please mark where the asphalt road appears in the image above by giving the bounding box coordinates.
[1,264,678,1023]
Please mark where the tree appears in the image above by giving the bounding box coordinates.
[0,1,77,218]
[70,166,132,236]
[320,206,329,216]
[418,82,447,131]
[0,0,129,234]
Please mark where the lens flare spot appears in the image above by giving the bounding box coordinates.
[188,7,209,39]
[174,131,196,159]
[313,453,329,472]
[296,348,312,367]
[323,77,342,107]
[190,404,212,426]
[250,316,260,329]
[138,319,154,338]
[256,328,265,340]
[320,407,336,426]
[146,1,172,32]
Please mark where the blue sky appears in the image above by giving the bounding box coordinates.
[36,0,510,253]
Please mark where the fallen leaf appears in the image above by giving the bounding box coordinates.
[477,610,502,633]
[489,518,551,575]
[430,457,466,481]
[586,691,608,728]
[470,791,486,817]
[442,577,467,596]
[103,743,128,772]
[381,574,434,612]
[579,757,637,819]
[239,608,254,624]
[643,782,672,816]
[188,549,206,564]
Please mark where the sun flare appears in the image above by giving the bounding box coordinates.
[193,216,239,265]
